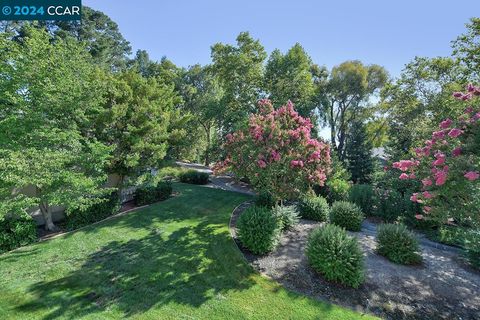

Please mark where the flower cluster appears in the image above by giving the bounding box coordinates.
[215,100,331,200]
[393,85,480,224]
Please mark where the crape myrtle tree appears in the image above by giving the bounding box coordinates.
[392,85,480,227]
[0,28,112,231]
[215,100,331,201]
[319,60,388,160]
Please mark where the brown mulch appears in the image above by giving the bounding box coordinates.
[230,203,480,320]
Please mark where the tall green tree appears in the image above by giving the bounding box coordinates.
[345,121,374,184]
[96,70,181,185]
[51,6,131,70]
[211,32,267,131]
[180,65,224,165]
[453,17,480,81]
[380,57,466,159]
[0,28,111,230]
[264,44,316,116]
[319,60,388,160]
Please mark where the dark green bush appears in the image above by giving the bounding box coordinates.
[134,181,173,206]
[178,170,209,185]
[255,191,276,208]
[330,201,364,231]
[373,189,404,223]
[298,194,330,222]
[349,184,375,216]
[376,223,422,265]
[237,206,281,254]
[306,224,364,288]
[272,205,300,231]
[66,192,121,230]
[464,230,480,269]
[0,215,37,253]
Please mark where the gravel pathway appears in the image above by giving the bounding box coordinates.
[230,204,480,320]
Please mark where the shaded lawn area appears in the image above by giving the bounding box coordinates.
[0,184,373,319]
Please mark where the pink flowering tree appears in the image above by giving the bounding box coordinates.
[393,84,480,226]
[215,99,331,201]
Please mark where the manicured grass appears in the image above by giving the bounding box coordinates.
[0,184,374,319]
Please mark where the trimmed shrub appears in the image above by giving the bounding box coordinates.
[330,201,364,231]
[134,181,173,206]
[376,223,422,265]
[255,192,276,208]
[349,184,375,215]
[272,205,300,231]
[464,230,480,269]
[179,170,209,185]
[298,194,330,222]
[0,215,37,253]
[306,224,364,288]
[66,192,121,230]
[156,166,186,180]
[237,206,281,254]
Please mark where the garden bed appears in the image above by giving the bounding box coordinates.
[230,205,480,320]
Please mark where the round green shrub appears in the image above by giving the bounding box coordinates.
[272,205,300,231]
[330,201,364,231]
[155,181,173,200]
[376,223,422,265]
[306,224,364,288]
[0,215,37,253]
[255,192,276,208]
[298,195,329,222]
[178,170,209,185]
[237,206,281,255]
[349,184,374,215]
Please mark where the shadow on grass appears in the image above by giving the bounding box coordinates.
[16,220,255,319]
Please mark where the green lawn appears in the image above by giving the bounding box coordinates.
[0,183,373,319]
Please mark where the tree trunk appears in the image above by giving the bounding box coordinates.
[329,102,337,148]
[39,201,56,231]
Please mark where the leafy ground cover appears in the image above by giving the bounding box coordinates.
[0,183,370,320]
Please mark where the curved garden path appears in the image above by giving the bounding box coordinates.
[230,205,480,320]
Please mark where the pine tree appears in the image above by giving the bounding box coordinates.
[345,121,374,184]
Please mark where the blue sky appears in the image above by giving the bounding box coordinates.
[83,0,480,78]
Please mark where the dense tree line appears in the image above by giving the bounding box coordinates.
[1,6,478,229]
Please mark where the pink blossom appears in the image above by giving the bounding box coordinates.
[271,150,281,162]
[399,173,409,180]
[464,171,479,181]
[465,106,474,114]
[415,214,424,220]
[410,193,419,202]
[422,191,433,199]
[423,206,432,213]
[435,171,447,186]
[453,92,463,98]
[452,147,462,157]
[257,159,267,168]
[447,128,463,138]
[409,173,416,179]
[422,178,433,187]
[467,84,476,92]
[432,130,446,139]
[439,119,453,129]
